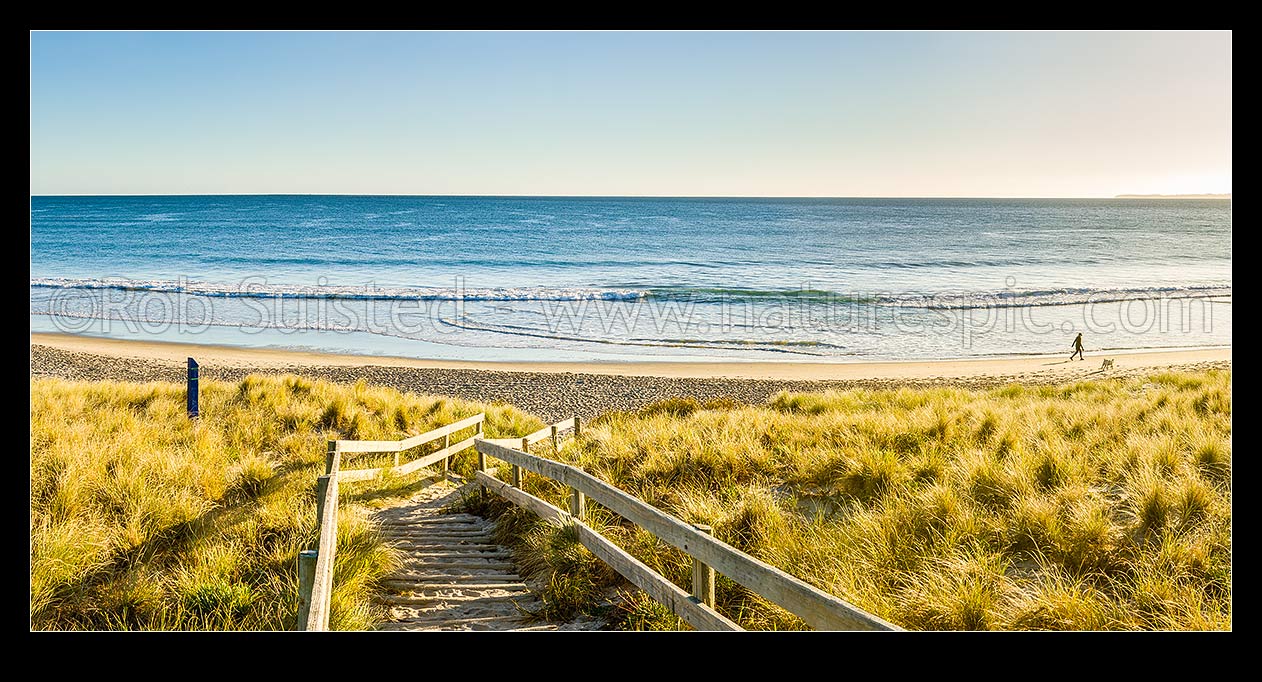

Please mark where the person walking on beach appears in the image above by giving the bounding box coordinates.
[1070,332,1085,361]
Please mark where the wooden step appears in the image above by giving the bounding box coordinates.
[382,587,533,599]
[381,532,495,540]
[383,538,504,547]
[388,585,534,596]
[398,562,518,572]
[386,571,526,582]
[376,614,532,630]
[378,593,536,606]
[381,580,529,592]
[380,543,505,552]
[376,520,484,530]
[377,522,488,530]
[397,550,510,559]
[385,513,485,521]
[396,550,514,560]
[381,528,491,536]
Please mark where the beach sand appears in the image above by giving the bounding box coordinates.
[30,333,1231,422]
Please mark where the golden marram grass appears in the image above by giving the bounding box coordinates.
[29,374,543,630]
[464,369,1231,630]
[31,369,1230,630]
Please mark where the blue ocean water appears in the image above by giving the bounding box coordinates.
[30,195,1232,362]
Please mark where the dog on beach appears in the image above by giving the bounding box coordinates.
[1100,359,1114,370]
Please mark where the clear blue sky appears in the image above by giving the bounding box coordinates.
[29,30,1232,197]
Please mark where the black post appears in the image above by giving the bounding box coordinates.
[187,357,199,419]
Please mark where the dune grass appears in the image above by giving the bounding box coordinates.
[459,369,1231,631]
[32,368,1231,631]
[30,374,543,630]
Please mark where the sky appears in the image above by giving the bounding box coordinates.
[29,31,1232,197]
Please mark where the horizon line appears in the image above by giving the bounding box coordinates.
[29,192,1234,200]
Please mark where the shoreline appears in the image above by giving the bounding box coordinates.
[30,332,1230,381]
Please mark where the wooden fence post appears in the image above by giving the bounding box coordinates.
[476,423,486,471]
[567,416,582,517]
[296,549,318,629]
[325,441,340,476]
[513,438,526,487]
[691,524,716,608]
[315,475,332,532]
[186,358,199,419]
[551,425,559,455]
[308,475,339,632]
[442,432,450,480]
[476,432,488,502]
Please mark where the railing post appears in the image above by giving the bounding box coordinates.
[564,417,582,516]
[186,358,199,419]
[393,451,400,468]
[513,437,526,488]
[326,441,340,476]
[551,425,559,455]
[296,549,318,629]
[691,524,716,608]
[309,474,339,632]
[442,432,450,480]
[476,433,488,502]
[315,475,332,532]
[476,422,486,471]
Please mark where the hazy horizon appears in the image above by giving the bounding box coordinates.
[30,31,1232,197]
[29,192,1232,199]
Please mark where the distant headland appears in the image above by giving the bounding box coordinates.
[1115,193,1231,199]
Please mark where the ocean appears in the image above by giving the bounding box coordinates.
[30,195,1232,362]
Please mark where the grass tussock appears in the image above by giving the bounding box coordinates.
[469,370,1231,631]
[30,374,543,630]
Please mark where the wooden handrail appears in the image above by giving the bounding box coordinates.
[475,436,899,632]
[481,417,576,449]
[334,413,485,454]
[520,417,575,446]
[475,471,741,630]
[334,413,485,482]
[300,468,340,631]
[338,434,480,483]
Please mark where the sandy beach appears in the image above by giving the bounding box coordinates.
[31,333,1231,422]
